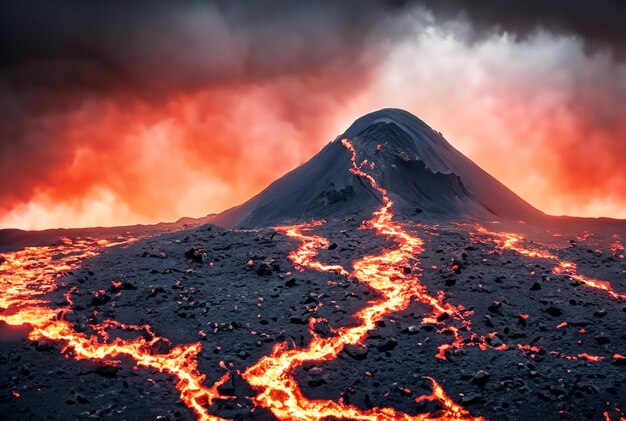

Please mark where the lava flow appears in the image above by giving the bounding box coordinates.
[275,220,349,276]
[0,237,229,421]
[3,143,621,421]
[472,225,626,300]
[241,139,481,421]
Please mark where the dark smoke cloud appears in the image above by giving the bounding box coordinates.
[422,0,626,57]
[0,0,408,215]
[0,0,625,227]
[0,0,405,101]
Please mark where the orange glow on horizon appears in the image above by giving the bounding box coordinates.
[2,19,626,230]
[1,92,625,230]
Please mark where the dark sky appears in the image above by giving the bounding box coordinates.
[1,1,626,228]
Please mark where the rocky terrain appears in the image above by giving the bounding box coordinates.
[1,216,625,420]
[1,109,625,420]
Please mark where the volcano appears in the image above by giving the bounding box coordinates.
[1,109,625,421]
[215,108,542,229]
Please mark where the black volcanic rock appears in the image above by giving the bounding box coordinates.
[312,320,334,338]
[376,337,398,352]
[89,292,111,306]
[545,306,563,317]
[593,309,608,318]
[184,246,205,263]
[472,370,491,386]
[595,334,611,345]
[461,393,484,405]
[342,344,369,360]
[256,263,273,276]
[89,363,119,378]
[33,340,55,352]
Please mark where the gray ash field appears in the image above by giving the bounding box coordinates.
[1,109,625,421]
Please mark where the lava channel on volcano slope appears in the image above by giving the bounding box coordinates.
[0,139,484,421]
[240,139,481,421]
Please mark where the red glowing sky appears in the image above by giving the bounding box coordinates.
[1,2,625,230]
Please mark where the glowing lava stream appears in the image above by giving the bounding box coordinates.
[472,225,626,300]
[276,220,349,277]
[241,139,481,421]
[0,238,229,421]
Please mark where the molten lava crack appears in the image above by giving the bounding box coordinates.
[472,225,626,300]
[0,238,229,421]
[240,139,482,421]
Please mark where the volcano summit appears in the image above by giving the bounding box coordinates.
[0,109,625,421]
[215,109,542,229]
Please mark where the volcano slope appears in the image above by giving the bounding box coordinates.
[1,109,625,421]
[214,108,543,229]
